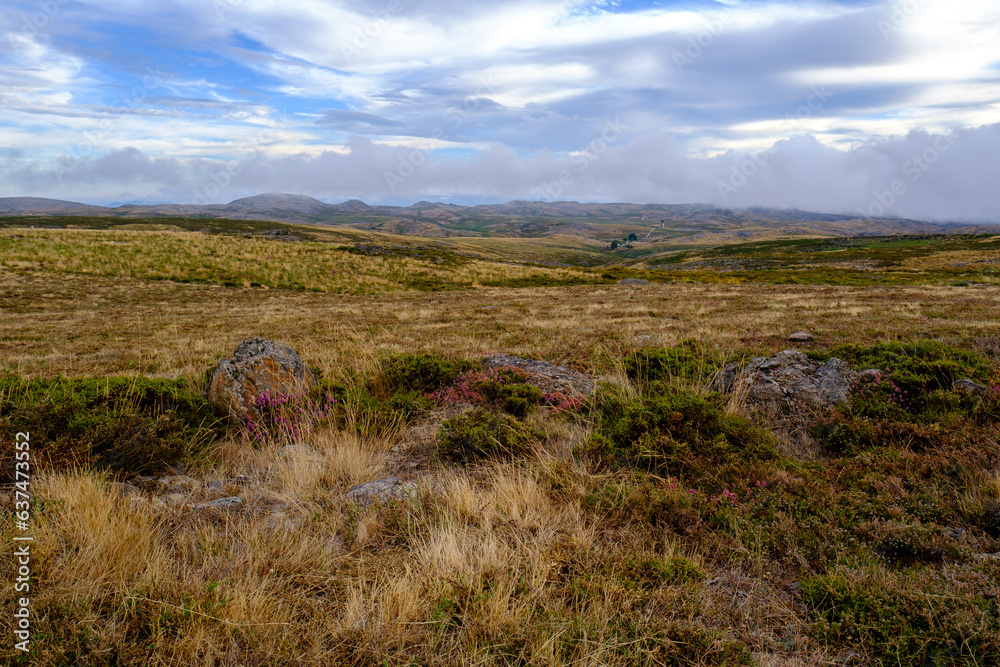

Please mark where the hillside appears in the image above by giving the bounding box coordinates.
[0,195,969,246]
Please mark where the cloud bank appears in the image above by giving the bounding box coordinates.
[4,123,998,221]
[0,0,998,219]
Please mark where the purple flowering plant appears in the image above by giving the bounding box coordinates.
[846,371,918,419]
[242,390,337,448]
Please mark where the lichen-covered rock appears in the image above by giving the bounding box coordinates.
[208,338,316,422]
[713,350,857,410]
[482,353,595,397]
[346,477,417,506]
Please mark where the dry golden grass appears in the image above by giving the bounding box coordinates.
[0,228,601,295]
[3,268,999,381]
[5,444,836,665]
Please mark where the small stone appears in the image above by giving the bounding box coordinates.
[164,493,187,507]
[405,461,419,469]
[192,496,244,511]
[206,480,229,496]
[944,527,965,540]
[157,475,202,494]
[618,278,652,285]
[954,379,988,395]
[788,331,813,342]
[346,477,418,506]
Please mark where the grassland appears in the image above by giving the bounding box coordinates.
[2,223,1000,666]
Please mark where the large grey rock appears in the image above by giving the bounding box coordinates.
[713,350,857,410]
[346,477,417,506]
[482,353,595,397]
[207,338,316,422]
[618,278,652,285]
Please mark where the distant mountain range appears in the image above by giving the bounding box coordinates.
[1,193,994,241]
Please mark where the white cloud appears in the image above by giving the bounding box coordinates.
[4,124,998,222]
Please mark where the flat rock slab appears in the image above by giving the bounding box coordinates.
[346,477,417,506]
[787,331,814,342]
[483,353,595,397]
[618,278,652,285]
[208,338,316,422]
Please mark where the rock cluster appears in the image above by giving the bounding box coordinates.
[482,353,595,397]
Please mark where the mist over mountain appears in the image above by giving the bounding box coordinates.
[0,194,980,243]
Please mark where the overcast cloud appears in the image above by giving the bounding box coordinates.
[0,0,998,220]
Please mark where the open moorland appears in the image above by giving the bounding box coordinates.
[2,218,1000,666]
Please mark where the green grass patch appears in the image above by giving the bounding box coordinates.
[437,408,541,463]
[0,375,222,478]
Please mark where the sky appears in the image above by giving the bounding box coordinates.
[1,0,999,220]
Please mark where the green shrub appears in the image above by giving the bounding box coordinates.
[375,353,477,396]
[437,408,539,463]
[811,341,1000,455]
[386,390,435,420]
[433,366,549,417]
[581,388,780,476]
[810,416,878,455]
[494,383,544,418]
[822,340,995,395]
[801,566,1000,664]
[0,375,221,478]
[857,521,961,566]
